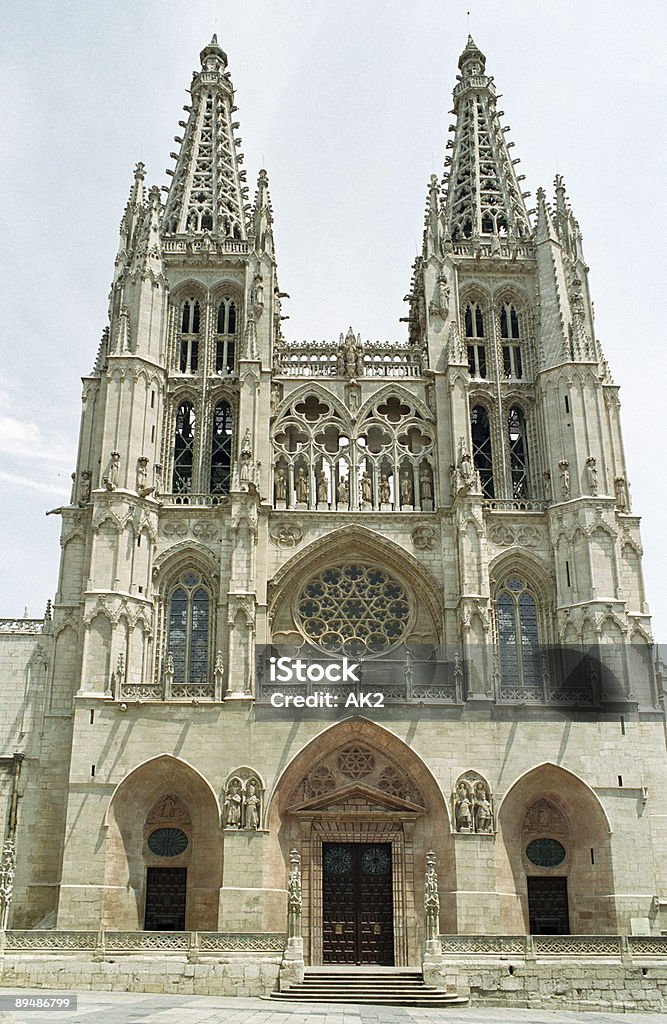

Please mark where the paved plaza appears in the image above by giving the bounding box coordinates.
[0,992,665,1024]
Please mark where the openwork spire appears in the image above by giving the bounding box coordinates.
[163,36,248,238]
[442,37,531,242]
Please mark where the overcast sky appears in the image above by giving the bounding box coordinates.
[1,0,665,640]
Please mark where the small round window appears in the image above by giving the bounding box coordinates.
[147,827,189,858]
[526,838,566,868]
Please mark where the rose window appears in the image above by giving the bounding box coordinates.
[296,564,410,656]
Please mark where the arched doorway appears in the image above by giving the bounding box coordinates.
[266,719,453,966]
[102,755,223,931]
[497,763,615,934]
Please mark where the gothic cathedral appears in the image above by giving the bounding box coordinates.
[1,35,665,970]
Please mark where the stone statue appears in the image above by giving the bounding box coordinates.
[379,474,391,503]
[615,476,629,512]
[455,781,473,831]
[474,783,493,833]
[136,456,154,496]
[164,653,175,691]
[103,451,120,490]
[400,471,414,505]
[79,470,92,505]
[244,782,261,830]
[337,477,349,504]
[460,449,474,486]
[543,469,552,500]
[586,456,598,496]
[316,470,328,504]
[559,459,570,501]
[295,467,308,503]
[225,779,243,828]
[239,430,253,484]
[360,471,372,504]
[420,470,433,503]
[275,466,287,502]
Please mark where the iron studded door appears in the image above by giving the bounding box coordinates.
[322,843,394,964]
[527,876,570,934]
[144,867,187,930]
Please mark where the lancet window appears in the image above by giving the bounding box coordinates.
[215,299,237,374]
[172,401,196,494]
[272,392,435,511]
[210,400,233,494]
[496,576,541,697]
[500,303,523,379]
[470,404,494,498]
[166,571,211,686]
[508,406,530,498]
[465,302,487,379]
[179,300,201,373]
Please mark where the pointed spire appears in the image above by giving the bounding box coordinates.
[442,36,531,243]
[535,187,558,243]
[163,37,249,239]
[251,169,275,255]
[114,162,146,283]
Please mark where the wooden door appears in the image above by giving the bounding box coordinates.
[527,876,570,934]
[144,867,187,930]
[322,843,394,964]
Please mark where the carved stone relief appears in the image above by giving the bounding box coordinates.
[290,744,425,808]
[522,797,568,836]
[452,771,494,834]
[223,768,264,830]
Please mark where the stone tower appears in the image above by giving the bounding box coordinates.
[4,34,665,966]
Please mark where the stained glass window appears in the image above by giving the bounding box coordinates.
[168,572,210,684]
[296,564,410,657]
[526,838,566,868]
[148,828,189,857]
[497,577,540,690]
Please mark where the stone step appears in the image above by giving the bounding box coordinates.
[272,969,468,1007]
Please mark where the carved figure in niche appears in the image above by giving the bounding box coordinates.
[295,467,308,503]
[275,466,287,502]
[420,469,433,503]
[400,471,413,505]
[454,781,473,831]
[474,783,493,833]
[214,651,224,688]
[360,471,372,504]
[239,430,253,484]
[379,474,391,503]
[244,781,261,829]
[586,456,598,496]
[460,449,474,486]
[79,470,92,505]
[103,451,120,490]
[316,470,328,504]
[543,470,552,501]
[270,382,282,416]
[559,459,570,501]
[615,475,629,512]
[224,778,243,828]
[136,456,154,497]
[337,477,349,504]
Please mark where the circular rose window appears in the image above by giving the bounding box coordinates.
[296,564,410,656]
[147,827,189,857]
[525,838,566,868]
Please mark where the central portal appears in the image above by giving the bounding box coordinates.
[322,842,394,964]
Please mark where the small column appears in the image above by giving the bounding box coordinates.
[280,849,304,990]
[423,850,445,988]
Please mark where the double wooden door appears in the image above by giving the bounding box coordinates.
[144,867,187,930]
[322,842,394,964]
[528,876,570,934]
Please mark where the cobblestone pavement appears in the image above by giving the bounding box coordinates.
[0,992,665,1024]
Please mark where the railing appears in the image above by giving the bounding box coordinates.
[160,493,229,507]
[439,934,667,958]
[0,619,44,634]
[484,498,548,512]
[163,239,249,256]
[2,930,285,956]
[118,682,216,701]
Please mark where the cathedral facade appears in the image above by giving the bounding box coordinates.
[1,35,665,967]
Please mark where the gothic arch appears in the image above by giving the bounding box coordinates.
[103,754,222,931]
[265,718,454,964]
[489,549,555,611]
[170,279,208,304]
[496,762,615,935]
[267,524,444,634]
[357,384,433,425]
[273,382,352,427]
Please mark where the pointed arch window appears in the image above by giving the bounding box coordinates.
[471,404,494,497]
[465,303,487,379]
[172,401,196,493]
[179,300,200,373]
[500,303,523,379]
[210,400,233,494]
[508,406,530,498]
[496,576,541,693]
[168,571,210,684]
[216,300,237,373]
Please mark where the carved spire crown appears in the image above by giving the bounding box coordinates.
[162,35,249,239]
[442,36,531,243]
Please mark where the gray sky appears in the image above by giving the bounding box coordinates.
[1,0,665,639]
